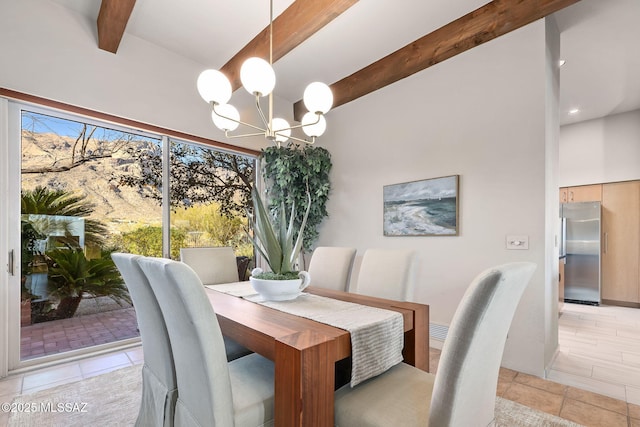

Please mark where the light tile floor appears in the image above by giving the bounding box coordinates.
[0,346,143,426]
[548,302,640,407]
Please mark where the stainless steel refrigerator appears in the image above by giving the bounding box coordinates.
[560,201,602,305]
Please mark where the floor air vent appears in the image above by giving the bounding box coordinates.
[429,323,449,341]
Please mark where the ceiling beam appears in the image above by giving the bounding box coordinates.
[221,0,358,92]
[294,0,581,121]
[97,0,137,53]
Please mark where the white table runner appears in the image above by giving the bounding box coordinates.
[206,282,404,387]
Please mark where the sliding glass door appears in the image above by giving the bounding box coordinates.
[18,109,162,362]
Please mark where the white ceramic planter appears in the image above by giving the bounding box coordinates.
[249,268,311,301]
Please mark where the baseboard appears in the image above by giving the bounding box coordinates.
[544,346,560,379]
[601,299,640,309]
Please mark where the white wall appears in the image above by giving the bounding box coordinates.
[559,109,640,186]
[317,21,553,375]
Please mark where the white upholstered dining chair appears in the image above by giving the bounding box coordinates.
[111,253,177,427]
[138,256,275,427]
[179,246,240,285]
[180,246,252,361]
[353,249,417,300]
[334,262,537,427]
[307,246,357,291]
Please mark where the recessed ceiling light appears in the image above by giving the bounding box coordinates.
[569,108,580,115]
[559,59,566,67]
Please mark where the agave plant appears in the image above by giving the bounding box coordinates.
[248,188,311,279]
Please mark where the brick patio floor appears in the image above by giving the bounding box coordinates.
[20,308,140,360]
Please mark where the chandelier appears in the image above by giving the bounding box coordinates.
[196,0,333,146]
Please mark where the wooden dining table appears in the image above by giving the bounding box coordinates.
[205,284,429,427]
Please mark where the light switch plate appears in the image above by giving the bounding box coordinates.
[506,235,529,250]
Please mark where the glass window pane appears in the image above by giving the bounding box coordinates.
[168,141,255,277]
[20,110,161,360]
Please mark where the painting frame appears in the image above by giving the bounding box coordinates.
[383,175,459,236]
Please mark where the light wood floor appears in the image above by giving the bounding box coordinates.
[548,302,640,406]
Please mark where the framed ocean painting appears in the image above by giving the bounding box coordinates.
[383,175,459,236]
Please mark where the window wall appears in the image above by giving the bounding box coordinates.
[15,106,255,363]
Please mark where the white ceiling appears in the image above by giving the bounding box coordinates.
[49,0,640,126]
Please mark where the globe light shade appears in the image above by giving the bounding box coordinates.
[197,69,232,104]
[240,57,276,97]
[271,117,291,143]
[303,82,333,114]
[211,104,240,131]
[301,112,327,137]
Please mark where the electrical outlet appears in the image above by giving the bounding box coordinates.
[506,235,529,250]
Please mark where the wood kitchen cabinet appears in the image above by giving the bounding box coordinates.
[601,180,640,305]
[559,184,602,203]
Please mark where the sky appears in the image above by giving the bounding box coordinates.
[383,175,457,202]
[21,110,161,144]
[22,111,86,138]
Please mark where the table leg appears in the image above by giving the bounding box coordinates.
[402,303,430,372]
[275,331,336,427]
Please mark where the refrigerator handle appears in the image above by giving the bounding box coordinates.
[561,217,567,256]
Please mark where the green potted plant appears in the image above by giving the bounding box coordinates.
[248,188,311,301]
[261,144,331,251]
